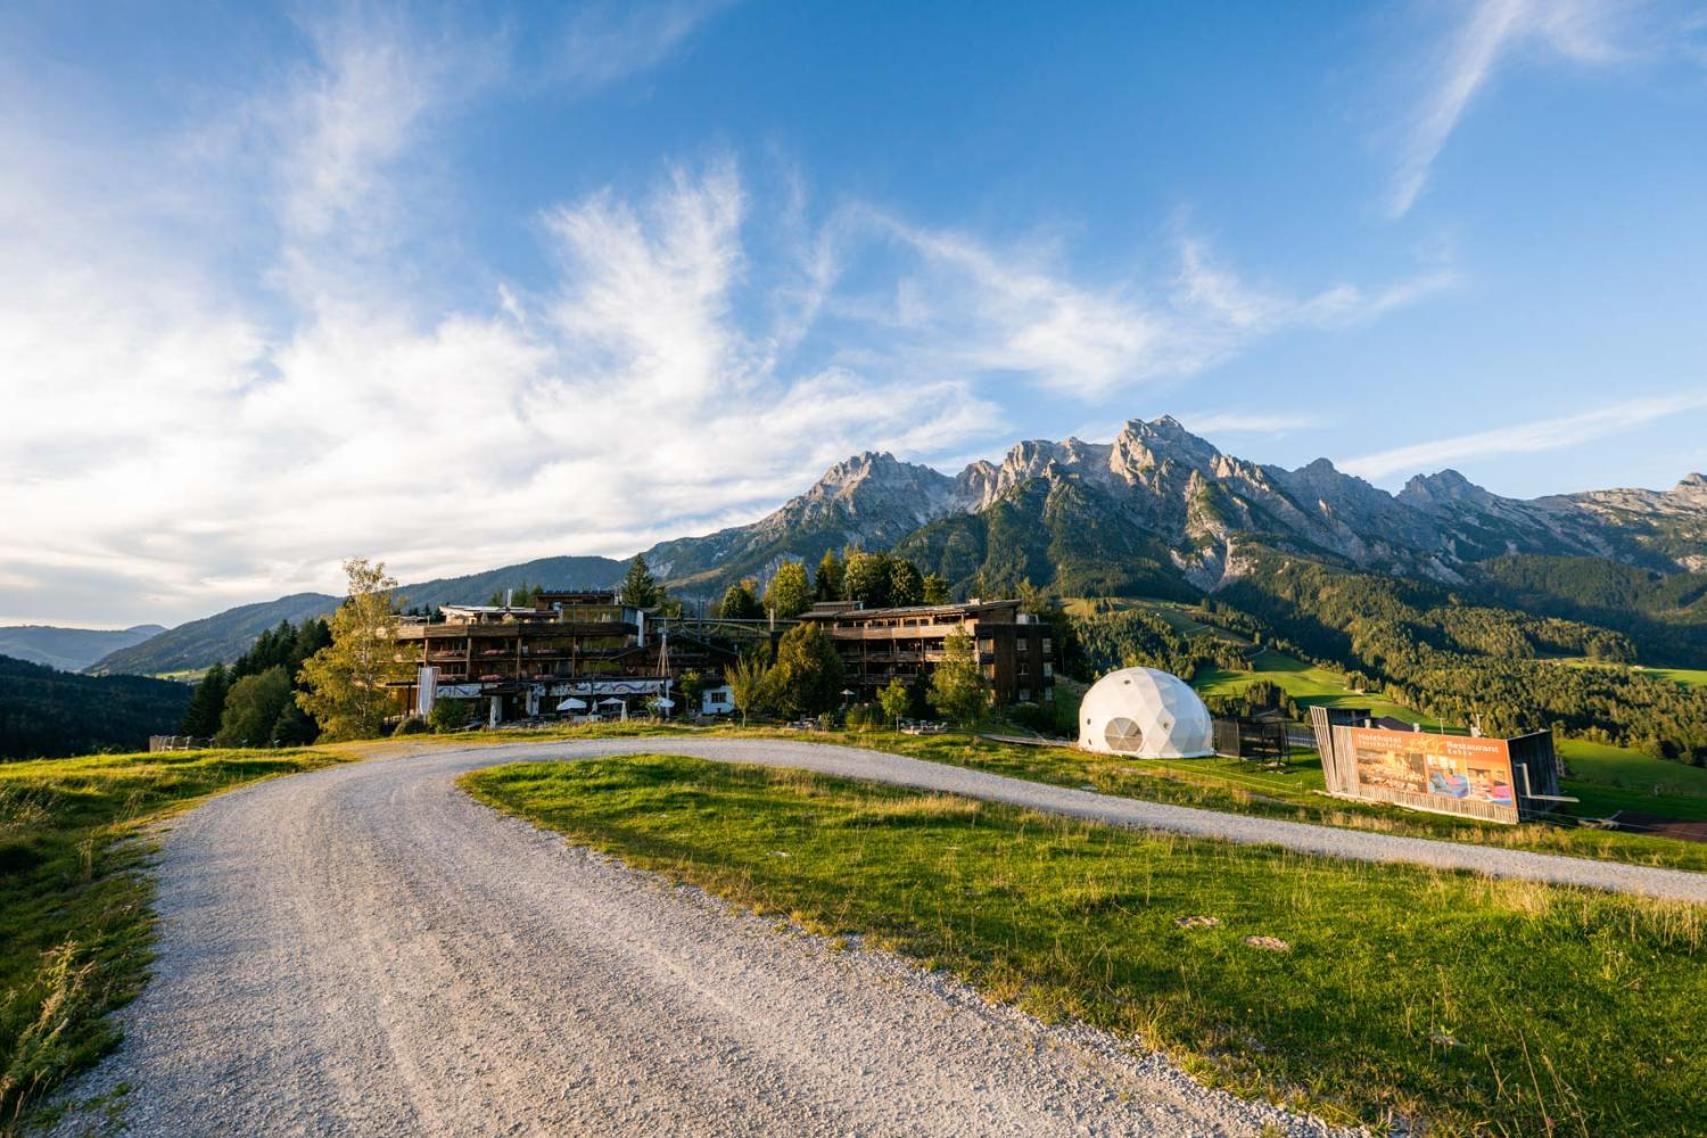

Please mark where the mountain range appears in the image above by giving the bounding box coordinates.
[83,416,1707,675]
[0,624,166,673]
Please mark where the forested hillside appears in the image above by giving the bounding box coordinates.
[0,655,191,759]
[1217,553,1707,761]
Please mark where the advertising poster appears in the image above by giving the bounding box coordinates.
[1345,728,1516,812]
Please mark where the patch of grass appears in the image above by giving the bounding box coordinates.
[1556,738,1707,822]
[1194,648,1428,724]
[465,756,1707,1137]
[430,720,1707,872]
[0,746,345,1130]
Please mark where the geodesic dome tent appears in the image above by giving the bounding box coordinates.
[1078,667,1215,758]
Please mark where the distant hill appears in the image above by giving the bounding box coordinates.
[0,624,166,672]
[89,593,340,677]
[90,556,627,676]
[0,654,191,760]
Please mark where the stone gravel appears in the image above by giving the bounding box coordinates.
[46,736,1706,1136]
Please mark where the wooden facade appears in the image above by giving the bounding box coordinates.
[798,600,1056,705]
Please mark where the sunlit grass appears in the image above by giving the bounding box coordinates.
[0,747,347,1130]
[466,755,1707,1137]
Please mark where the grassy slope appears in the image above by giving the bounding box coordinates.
[1194,647,1427,724]
[466,756,1707,1137]
[0,747,347,1129]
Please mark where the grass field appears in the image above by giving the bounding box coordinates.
[0,746,346,1130]
[402,719,1707,872]
[1556,738,1707,822]
[466,755,1707,1137]
[1193,647,1429,724]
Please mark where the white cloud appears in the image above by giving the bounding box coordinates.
[1182,411,1327,435]
[0,7,1443,627]
[554,0,734,91]
[1386,0,1659,217]
[1340,392,1707,480]
[857,217,1451,397]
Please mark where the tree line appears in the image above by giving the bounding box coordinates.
[178,616,331,746]
[1220,554,1707,764]
[714,549,950,621]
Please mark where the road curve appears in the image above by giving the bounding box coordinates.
[51,736,1704,1136]
[53,737,1358,1138]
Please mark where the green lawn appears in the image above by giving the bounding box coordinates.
[1556,738,1707,822]
[1193,648,1428,724]
[423,720,1707,872]
[0,746,346,1129]
[466,756,1707,1137]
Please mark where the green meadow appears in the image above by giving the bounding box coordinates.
[466,755,1707,1137]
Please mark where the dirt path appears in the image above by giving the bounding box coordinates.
[50,738,1352,1137]
[49,735,1706,1135]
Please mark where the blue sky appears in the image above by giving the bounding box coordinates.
[3,0,1705,626]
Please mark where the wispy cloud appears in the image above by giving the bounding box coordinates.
[1387,0,1636,217]
[857,218,1453,396]
[554,0,734,91]
[1340,392,1707,480]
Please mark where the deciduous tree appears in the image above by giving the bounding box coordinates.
[717,580,763,619]
[764,561,812,618]
[727,653,770,727]
[842,549,890,608]
[878,676,911,730]
[929,629,988,725]
[216,666,293,747]
[296,559,405,741]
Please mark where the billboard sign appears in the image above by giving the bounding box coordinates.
[1344,728,1517,813]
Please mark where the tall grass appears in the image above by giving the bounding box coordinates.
[467,755,1707,1137]
[0,747,345,1130]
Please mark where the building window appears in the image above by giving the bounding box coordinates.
[1017,638,1027,652]
[1017,662,1029,677]
[1018,688,1032,702]
[979,638,995,654]
[1042,638,1053,654]
[1042,662,1053,678]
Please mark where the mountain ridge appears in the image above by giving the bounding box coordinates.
[90,416,1707,674]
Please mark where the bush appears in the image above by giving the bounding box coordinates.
[393,716,429,736]
[428,699,477,734]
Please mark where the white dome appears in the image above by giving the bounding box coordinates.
[1078,667,1215,758]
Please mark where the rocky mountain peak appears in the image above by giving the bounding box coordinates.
[1397,468,1489,510]
[1110,416,1222,481]
[1674,472,1707,499]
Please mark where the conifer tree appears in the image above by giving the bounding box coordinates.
[814,549,844,601]
[619,555,663,609]
[180,663,230,738]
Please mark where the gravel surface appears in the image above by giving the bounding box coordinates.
[46,735,1706,1136]
[49,738,1354,1138]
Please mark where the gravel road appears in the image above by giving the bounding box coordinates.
[47,736,1706,1136]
